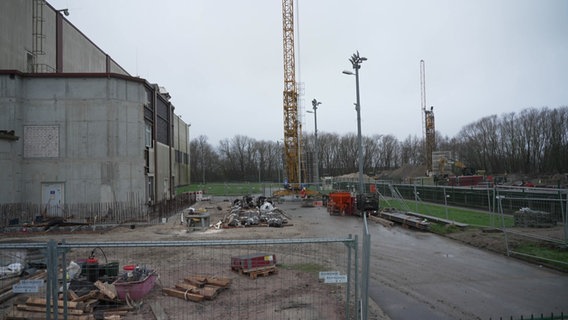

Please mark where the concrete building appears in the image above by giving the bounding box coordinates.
[0,0,190,215]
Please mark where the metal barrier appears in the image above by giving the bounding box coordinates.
[0,237,359,320]
[360,214,371,320]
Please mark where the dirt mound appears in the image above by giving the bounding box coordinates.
[375,164,426,181]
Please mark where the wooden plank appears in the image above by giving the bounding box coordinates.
[25,297,84,309]
[174,282,199,292]
[6,309,95,320]
[184,275,207,288]
[240,265,277,274]
[368,215,394,228]
[199,286,221,300]
[248,267,277,279]
[72,290,98,302]
[162,287,204,302]
[103,310,129,317]
[94,281,117,300]
[205,276,232,288]
[68,289,80,301]
[17,304,84,315]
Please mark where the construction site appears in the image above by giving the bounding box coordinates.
[1,0,568,319]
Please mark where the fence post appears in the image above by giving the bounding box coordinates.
[346,234,352,320]
[46,239,60,320]
[354,234,359,320]
[362,214,371,320]
[561,190,568,245]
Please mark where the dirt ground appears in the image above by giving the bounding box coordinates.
[0,198,388,320]
[1,197,565,319]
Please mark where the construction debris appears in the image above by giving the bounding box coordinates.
[514,207,555,228]
[162,275,231,302]
[221,196,291,228]
[3,289,136,320]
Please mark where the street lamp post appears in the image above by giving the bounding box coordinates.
[343,51,367,196]
[307,99,322,191]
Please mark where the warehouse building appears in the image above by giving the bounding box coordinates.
[0,0,190,216]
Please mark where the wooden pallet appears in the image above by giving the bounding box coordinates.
[162,275,231,302]
[235,265,278,279]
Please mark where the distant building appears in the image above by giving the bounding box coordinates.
[0,0,190,214]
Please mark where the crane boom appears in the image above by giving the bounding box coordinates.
[282,0,300,188]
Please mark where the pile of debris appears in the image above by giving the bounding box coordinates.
[514,207,555,228]
[1,251,157,320]
[3,279,137,320]
[222,196,291,228]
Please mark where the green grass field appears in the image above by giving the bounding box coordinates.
[381,198,514,228]
[177,182,283,197]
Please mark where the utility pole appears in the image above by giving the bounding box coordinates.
[308,99,321,191]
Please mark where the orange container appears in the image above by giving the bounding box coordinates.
[328,192,354,215]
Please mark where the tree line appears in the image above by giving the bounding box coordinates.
[189,106,568,183]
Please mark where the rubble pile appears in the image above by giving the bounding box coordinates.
[514,207,555,228]
[223,196,291,228]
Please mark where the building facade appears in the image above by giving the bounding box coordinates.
[0,0,190,214]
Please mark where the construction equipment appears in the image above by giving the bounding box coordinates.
[281,0,301,191]
[327,192,355,216]
[326,191,379,216]
[275,0,318,198]
[420,60,436,176]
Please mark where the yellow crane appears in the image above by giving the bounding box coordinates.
[281,0,301,190]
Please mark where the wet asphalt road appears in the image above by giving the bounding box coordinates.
[285,203,568,320]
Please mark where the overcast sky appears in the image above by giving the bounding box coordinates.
[48,0,568,146]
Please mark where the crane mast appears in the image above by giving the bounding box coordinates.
[282,0,300,188]
[420,60,435,175]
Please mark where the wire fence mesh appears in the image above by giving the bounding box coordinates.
[0,237,359,320]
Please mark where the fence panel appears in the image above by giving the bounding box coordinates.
[0,237,358,320]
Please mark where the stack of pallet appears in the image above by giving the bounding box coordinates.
[4,281,134,320]
[5,297,97,320]
[162,275,231,302]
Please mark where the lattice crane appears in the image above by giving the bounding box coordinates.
[281,0,301,188]
[420,59,436,175]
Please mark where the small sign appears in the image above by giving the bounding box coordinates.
[324,274,348,284]
[319,271,340,279]
[13,283,40,293]
[20,280,44,286]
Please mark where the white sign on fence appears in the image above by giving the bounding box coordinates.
[12,279,43,293]
[323,274,348,284]
[319,271,340,279]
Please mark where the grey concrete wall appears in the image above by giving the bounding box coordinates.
[0,1,34,71]
[155,143,173,201]
[0,0,129,75]
[0,76,24,203]
[109,58,129,75]
[62,21,106,73]
[173,115,190,186]
[0,74,149,205]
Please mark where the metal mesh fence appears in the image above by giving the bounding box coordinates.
[0,237,359,320]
